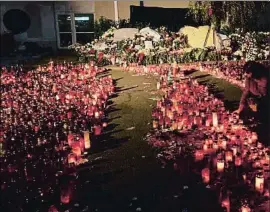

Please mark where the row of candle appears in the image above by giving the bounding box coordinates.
[118,62,270,211]
[176,60,270,89]
[0,61,114,210]
[152,76,269,211]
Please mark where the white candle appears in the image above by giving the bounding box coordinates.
[231,145,238,156]
[255,173,264,193]
[157,81,161,90]
[84,131,91,149]
[212,112,218,127]
[217,159,225,172]
[203,144,208,151]
[241,204,251,212]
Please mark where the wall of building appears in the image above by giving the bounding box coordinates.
[0,2,56,49]
[144,1,189,8]
[95,1,189,21]
[0,1,95,50]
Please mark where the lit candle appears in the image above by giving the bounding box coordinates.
[217,159,225,172]
[235,156,242,166]
[157,81,161,89]
[94,125,102,135]
[221,140,227,149]
[72,144,82,157]
[68,153,76,164]
[201,168,210,184]
[84,131,91,149]
[60,188,71,204]
[203,144,208,151]
[241,204,251,212]
[225,151,233,162]
[194,150,204,161]
[94,111,100,119]
[257,142,263,149]
[231,145,238,156]
[251,132,258,141]
[221,197,230,212]
[67,133,73,146]
[213,143,219,150]
[212,112,218,127]
[255,173,264,193]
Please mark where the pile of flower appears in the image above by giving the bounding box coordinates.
[229,30,270,61]
[101,26,116,40]
[147,76,270,211]
[0,62,114,211]
[69,26,269,66]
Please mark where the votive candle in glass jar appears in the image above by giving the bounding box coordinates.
[201,168,210,184]
[241,204,251,212]
[84,131,91,149]
[194,150,204,161]
[235,156,242,166]
[231,145,238,156]
[225,151,233,162]
[217,159,225,172]
[255,173,264,193]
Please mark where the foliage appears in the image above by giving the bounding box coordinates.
[188,1,270,32]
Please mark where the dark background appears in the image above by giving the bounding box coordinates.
[130,6,199,32]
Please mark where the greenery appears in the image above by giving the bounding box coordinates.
[188,1,270,32]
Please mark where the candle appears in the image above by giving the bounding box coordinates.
[67,133,73,146]
[221,197,230,212]
[94,125,102,135]
[195,150,204,161]
[201,168,210,184]
[72,144,81,157]
[213,143,219,150]
[84,131,91,149]
[225,151,233,162]
[242,174,247,182]
[157,81,161,89]
[94,111,100,119]
[217,159,225,172]
[255,173,264,193]
[68,153,76,164]
[235,156,242,166]
[212,112,218,127]
[241,204,251,212]
[203,144,208,151]
[60,189,71,204]
[231,145,238,156]
[221,140,227,149]
[251,132,258,141]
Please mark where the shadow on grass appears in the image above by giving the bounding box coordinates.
[184,69,197,75]
[193,74,211,79]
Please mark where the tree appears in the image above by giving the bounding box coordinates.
[188,1,269,31]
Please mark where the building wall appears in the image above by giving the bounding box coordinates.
[144,1,189,9]
[0,2,56,49]
[95,1,189,20]
[0,1,95,50]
